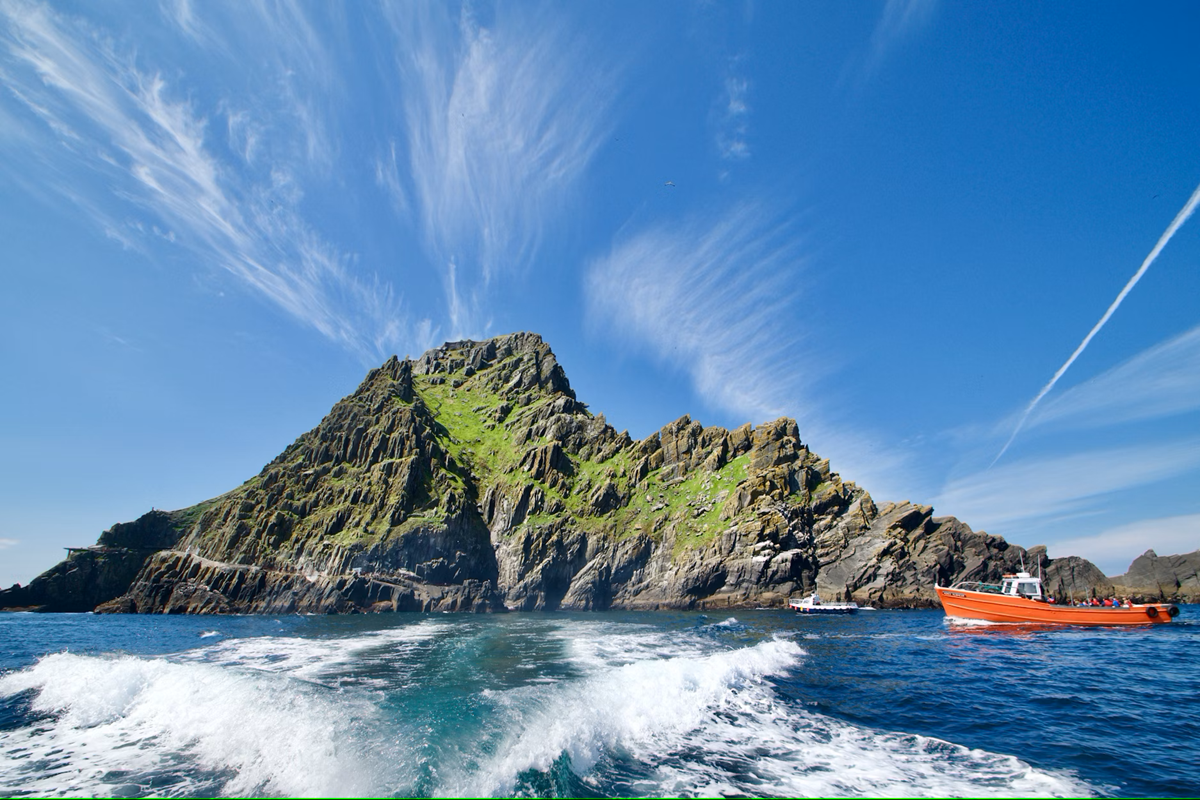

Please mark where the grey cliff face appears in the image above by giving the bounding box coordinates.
[0,332,1135,614]
[1110,549,1200,603]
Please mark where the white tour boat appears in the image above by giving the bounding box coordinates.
[788,592,859,614]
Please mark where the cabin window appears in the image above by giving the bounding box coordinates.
[1019,582,1038,596]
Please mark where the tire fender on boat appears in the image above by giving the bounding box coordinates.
[1168,605,1180,618]
[1146,606,1158,618]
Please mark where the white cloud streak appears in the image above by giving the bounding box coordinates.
[846,0,936,86]
[1049,513,1200,576]
[935,440,1200,531]
[0,0,414,359]
[0,538,17,550]
[584,204,921,501]
[715,65,750,162]
[994,180,1200,464]
[383,4,616,337]
[374,138,409,216]
[1028,323,1200,432]
[586,204,809,424]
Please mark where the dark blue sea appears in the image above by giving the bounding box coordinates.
[1,608,1196,797]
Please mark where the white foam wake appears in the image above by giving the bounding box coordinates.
[455,630,1090,797]
[454,637,800,795]
[0,652,387,797]
[176,619,448,687]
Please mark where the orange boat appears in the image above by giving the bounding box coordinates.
[936,571,1179,625]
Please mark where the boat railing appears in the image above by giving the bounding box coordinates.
[948,581,1003,594]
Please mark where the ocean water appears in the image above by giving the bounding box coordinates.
[1,608,1196,797]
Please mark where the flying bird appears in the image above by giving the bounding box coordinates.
[664,181,675,187]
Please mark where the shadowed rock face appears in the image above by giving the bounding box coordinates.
[0,511,183,612]
[0,332,1117,614]
[1035,549,1115,601]
[1110,549,1200,603]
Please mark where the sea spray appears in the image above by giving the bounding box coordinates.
[0,652,387,797]
[453,637,803,795]
[452,627,1089,798]
[3,609,1177,797]
[178,618,449,688]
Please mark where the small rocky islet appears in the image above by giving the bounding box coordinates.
[3,332,1197,614]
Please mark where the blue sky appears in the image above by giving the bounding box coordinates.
[2,0,1198,587]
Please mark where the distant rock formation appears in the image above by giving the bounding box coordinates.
[0,511,184,612]
[0,332,1122,615]
[1110,549,1200,603]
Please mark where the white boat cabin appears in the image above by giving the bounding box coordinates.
[1000,572,1043,600]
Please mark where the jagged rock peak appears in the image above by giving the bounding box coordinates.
[338,333,575,425]
[405,332,574,399]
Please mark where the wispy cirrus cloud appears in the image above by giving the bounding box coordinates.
[930,325,1200,557]
[381,4,618,337]
[0,538,17,550]
[993,181,1200,464]
[1048,513,1200,576]
[583,202,915,499]
[1026,323,1200,433]
[843,0,937,87]
[0,0,413,359]
[374,138,409,217]
[715,61,750,162]
[586,204,809,424]
[937,323,1200,467]
[934,440,1200,531]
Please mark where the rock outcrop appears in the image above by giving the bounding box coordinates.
[0,511,184,612]
[1110,549,1200,603]
[0,332,1121,614]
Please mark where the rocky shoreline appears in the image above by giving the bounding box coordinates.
[3,333,1195,614]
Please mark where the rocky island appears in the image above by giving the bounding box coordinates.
[3,333,1195,614]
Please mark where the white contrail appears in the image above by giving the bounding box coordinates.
[993,180,1200,466]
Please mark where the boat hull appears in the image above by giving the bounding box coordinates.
[936,586,1177,625]
[791,605,857,615]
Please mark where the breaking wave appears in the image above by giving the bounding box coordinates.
[0,616,1095,797]
[0,652,385,797]
[451,627,1089,797]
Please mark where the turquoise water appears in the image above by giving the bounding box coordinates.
[1,608,1196,797]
